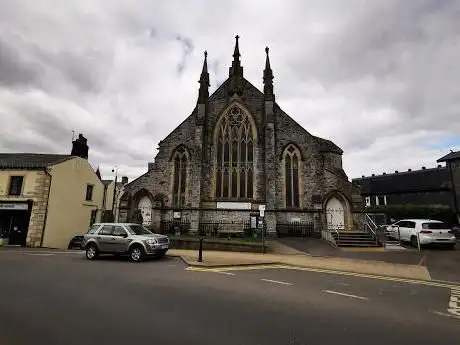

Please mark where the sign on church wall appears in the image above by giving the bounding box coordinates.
[216,202,251,210]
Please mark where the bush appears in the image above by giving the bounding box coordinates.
[101,210,115,223]
[130,209,144,225]
[368,204,457,224]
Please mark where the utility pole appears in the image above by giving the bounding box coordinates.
[111,167,118,219]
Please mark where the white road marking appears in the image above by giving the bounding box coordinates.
[322,290,369,300]
[25,253,55,256]
[261,279,293,286]
[447,289,460,317]
[338,282,350,286]
[218,272,235,276]
[432,310,460,320]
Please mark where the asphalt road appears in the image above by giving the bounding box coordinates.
[0,250,459,345]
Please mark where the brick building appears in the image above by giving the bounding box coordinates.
[120,36,363,236]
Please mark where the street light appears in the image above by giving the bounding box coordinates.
[111,167,118,217]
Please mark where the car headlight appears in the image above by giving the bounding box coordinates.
[146,238,157,246]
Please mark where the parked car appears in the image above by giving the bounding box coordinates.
[68,235,84,249]
[386,219,456,249]
[452,224,460,240]
[82,223,170,262]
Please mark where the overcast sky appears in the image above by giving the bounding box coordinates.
[1,0,459,181]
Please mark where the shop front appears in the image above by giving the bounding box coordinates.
[0,200,33,246]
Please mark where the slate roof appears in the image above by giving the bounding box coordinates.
[437,150,460,162]
[0,153,73,169]
[352,167,450,194]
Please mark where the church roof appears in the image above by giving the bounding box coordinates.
[0,153,73,169]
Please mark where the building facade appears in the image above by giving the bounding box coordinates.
[121,37,363,235]
[352,150,460,223]
[0,134,105,248]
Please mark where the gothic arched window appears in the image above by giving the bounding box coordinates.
[284,144,301,208]
[172,146,189,207]
[215,105,255,199]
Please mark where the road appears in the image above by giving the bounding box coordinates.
[0,250,459,345]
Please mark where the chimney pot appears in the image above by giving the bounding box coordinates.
[383,172,386,175]
[395,170,399,173]
[408,169,412,172]
[422,166,426,170]
[371,174,375,177]
[361,175,365,178]
[437,164,442,168]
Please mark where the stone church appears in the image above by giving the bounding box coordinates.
[119,36,363,236]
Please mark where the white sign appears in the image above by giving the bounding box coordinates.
[0,203,28,210]
[216,202,251,210]
[173,212,181,219]
[258,204,265,217]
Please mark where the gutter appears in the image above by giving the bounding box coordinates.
[39,168,53,248]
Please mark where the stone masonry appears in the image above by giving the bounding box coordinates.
[121,36,363,235]
[26,170,51,247]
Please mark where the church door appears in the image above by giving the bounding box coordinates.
[137,196,152,226]
[326,197,345,231]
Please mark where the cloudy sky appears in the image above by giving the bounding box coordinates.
[1,0,459,181]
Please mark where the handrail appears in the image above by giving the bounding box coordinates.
[334,228,340,247]
[364,213,379,247]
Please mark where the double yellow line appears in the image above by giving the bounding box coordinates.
[187,264,460,290]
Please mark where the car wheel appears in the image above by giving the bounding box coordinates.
[85,243,98,260]
[129,245,145,262]
[410,236,418,248]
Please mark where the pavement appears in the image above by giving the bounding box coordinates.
[0,250,459,345]
[169,248,432,281]
[275,237,460,283]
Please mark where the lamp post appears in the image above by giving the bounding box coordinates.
[111,167,118,218]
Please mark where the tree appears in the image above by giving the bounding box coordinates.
[130,209,144,225]
[101,210,115,223]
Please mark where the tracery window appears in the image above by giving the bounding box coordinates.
[215,105,255,199]
[172,147,188,207]
[284,144,301,208]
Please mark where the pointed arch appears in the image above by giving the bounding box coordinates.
[171,146,190,207]
[282,144,302,208]
[214,103,257,199]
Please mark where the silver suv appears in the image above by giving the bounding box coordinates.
[82,223,170,262]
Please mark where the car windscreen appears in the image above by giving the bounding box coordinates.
[421,222,450,230]
[127,225,153,235]
[87,224,100,234]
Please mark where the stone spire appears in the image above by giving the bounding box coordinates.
[197,50,209,104]
[229,35,243,95]
[263,46,274,101]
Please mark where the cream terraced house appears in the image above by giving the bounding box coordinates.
[0,134,105,249]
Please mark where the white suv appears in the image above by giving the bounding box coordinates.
[386,219,456,249]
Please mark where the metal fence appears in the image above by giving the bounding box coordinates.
[276,222,316,237]
[198,220,265,238]
[160,218,191,235]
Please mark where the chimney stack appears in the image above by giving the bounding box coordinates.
[422,166,426,170]
[71,134,89,159]
[395,170,399,173]
[437,164,442,168]
[121,176,128,185]
[408,169,412,172]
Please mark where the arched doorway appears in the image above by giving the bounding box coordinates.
[137,196,152,226]
[326,197,345,231]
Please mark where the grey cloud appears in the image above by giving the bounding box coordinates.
[0,37,42,87]
[175,35,194,75]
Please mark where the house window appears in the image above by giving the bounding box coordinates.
[8,176,24,196]
[215,105,255,199]
[172,147,188,207]
[365,196,371,207]
[86,184,94,201]
[376,195,387,206]
[283,145,301,208]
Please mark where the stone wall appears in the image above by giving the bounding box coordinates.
[26,171,51,247]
